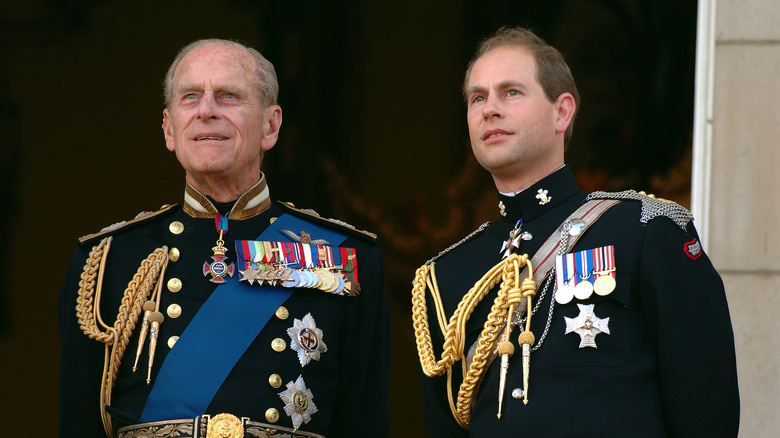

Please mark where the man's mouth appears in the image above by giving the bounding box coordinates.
[483,130,510,141]
[196,136,227,141]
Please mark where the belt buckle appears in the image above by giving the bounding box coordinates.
[205,413,244,438]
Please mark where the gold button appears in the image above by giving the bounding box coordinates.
[166,304,182,319]
[265,408,279,423]
[270,217,277,224]
[167,278,182,293]
[169,247,180,262]
[271,338,286,352]
[269,373,282,388]
[167,336,179,348]
[169,221,184,234]
[275,306,289,320]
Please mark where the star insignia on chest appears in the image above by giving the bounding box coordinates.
[564,303,610,348]
[278,375,318,431]
[287,313,328,367]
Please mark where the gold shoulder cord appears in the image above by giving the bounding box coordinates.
[412,253,536,427]
[75,237,169,437]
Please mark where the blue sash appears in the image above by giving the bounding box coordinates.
[140,213,348,421]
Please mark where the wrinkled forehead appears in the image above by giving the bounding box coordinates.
[172,43,256,89]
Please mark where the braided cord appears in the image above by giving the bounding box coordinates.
[75,237,169,437]
[411,253,536,427]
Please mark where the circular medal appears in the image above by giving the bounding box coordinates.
[314,271,329,290]
[594,274,616,296]
[334,274,345,294]
[323,272,339,292]
[574,279,593,300]
[301,272,316,288]
[285,270,301,288]
[555,284,574,305]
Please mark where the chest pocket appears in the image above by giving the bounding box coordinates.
[542,268,632,367]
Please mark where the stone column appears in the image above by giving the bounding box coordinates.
[694,1,780,436]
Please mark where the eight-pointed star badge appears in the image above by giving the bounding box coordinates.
[287,312,328,367]
[564,303,610,348]
[279,375,318,431]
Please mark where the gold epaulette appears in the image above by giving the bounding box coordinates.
[78,204,178,246]
[276,201,378,242]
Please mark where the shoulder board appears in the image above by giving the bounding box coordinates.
[276,201,378,243]
[425,221,491,266]
[78,204,178,247]
[585,190,693,231]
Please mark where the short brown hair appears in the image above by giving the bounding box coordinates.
[463,27,580,147]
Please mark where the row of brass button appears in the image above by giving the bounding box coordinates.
[165,220,286,424]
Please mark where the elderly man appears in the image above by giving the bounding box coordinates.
[59,39,390,438]
[412,27,739,437]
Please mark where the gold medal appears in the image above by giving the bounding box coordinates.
[574,279,593,300]
[594,273,616,296]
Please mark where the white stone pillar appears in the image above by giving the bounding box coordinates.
[695,1,780,435]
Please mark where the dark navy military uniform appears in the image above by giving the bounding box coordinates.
[59,176,390,437]
[418,166,739,437]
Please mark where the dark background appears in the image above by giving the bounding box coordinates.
[0,1,697,436]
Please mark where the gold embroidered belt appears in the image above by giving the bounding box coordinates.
[116,413,326,438]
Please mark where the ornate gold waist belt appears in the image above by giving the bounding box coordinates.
[117,413,326,438]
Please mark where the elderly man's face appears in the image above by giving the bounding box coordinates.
[163,43,280,192]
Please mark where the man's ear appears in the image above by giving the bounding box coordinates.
[554,93,575,135]
[162,108,175,152]
[261,105,283,152]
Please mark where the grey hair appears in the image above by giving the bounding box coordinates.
[163,38,279,109]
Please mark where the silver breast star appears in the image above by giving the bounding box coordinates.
[564,304,610,348]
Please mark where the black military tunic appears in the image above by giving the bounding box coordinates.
[59,176,390,437]
[418,166,739,437]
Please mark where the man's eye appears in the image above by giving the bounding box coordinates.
[184,93,197,100]
[225,93,236,99]
[472,95,485,103]
[507,90,520,96]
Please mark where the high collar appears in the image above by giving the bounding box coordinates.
[497,166,581,224]
[183,173,272,220]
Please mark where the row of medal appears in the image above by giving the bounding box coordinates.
[555,245,616,304]
[234,240,359,296]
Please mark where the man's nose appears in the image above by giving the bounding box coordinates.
[197,93,219,119]
[481,95,503,119]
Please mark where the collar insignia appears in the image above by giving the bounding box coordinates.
[499,200,507,217]
[536,188,552,205]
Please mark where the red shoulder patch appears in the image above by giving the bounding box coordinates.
[684,238,702,260]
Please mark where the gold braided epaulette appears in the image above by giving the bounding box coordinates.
[78,204,178,246]
[276,201,378,242]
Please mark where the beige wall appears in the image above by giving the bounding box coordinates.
[699,0,780,435]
